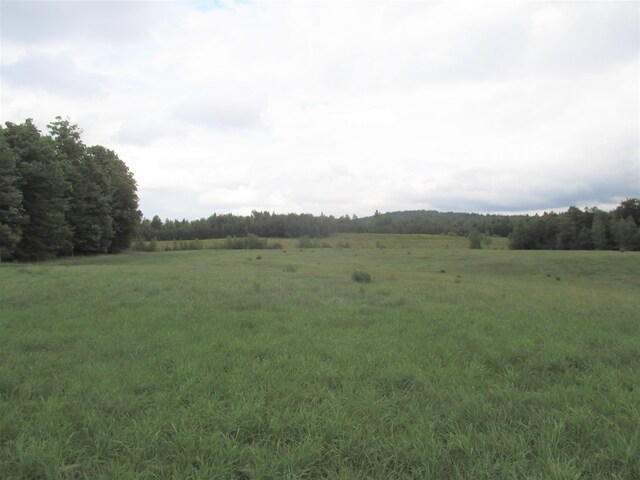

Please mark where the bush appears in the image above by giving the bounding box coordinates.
[468,229,481,249]
[352,270,372,283]
[224,235,266,250]
[224,236,246,249]
[246,234,267,249]
[297,236,315,248]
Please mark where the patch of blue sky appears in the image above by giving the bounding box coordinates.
[189,0,251,12]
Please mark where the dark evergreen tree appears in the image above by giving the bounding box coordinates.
[0,134,24,260]
[592,211,610,250]
[508,221,530,249]
[3,120,72,260]
[1,118,140,260]
[576,226,594,250]
[613,216,640,251]
[87,146,141,253]
[468,228,481,249]
[49,118,113,254]
[555,215,578,250]
[613,198,640,226]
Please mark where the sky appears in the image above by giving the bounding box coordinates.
[1,0,638,220]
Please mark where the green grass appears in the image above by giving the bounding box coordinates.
[0,235,638,479]
[153,232,508,252]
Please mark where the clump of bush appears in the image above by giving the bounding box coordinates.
[297,236,315,248]
[352,270,372,283]
[224,234,267,250]
[468,229,482,249]
[283,264,298,273]
[133,237,159,252]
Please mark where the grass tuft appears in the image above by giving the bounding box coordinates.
[351,270,372,283]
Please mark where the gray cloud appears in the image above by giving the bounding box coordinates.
[2,52,109,98]
[1,1,637,219]
[0,1,172,46]
[412,2,639,84]
[523,2,639,75]
[173,97,267,132]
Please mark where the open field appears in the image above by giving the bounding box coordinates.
[151,232,508,252]
[1,235,638,479]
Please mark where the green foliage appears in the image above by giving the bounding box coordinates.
[0,135,23,260]
[509,200,640,251]
[0,118,140,260]
[508,222,529,250]
[351,270,372,283]
[245,233,267,249]
[224,234,267,250]
[592,211,610,250]
[468,228,481,249]
[87,145,140,253]
[613,217,640,251]
[297,236,315,248]
[3,120,73,260]
[613,198,640,225]
[140,209,517,242]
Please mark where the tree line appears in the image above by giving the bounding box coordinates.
[0,118,140,261]
[139,210,516,243]
[140,200,640,253]
[2,117,637,259]
[508,199,640,251]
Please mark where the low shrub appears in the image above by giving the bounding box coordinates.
[224,235,267,250]
[297,236,315,248]
[352,270,372,283]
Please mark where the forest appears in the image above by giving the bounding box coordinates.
[139,201,640,252]
[0,119,140,261]
[138,209,516,242]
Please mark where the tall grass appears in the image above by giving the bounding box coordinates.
[0,237,637,478]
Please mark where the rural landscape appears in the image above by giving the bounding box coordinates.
[1,120,640,478]
[1,1,639,479]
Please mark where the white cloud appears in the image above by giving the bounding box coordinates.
[1,0,638,219]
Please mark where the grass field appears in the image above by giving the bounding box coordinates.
[1,234,638,479]
[149,232,508,252]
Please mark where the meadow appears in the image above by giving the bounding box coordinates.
[0,234,638,479]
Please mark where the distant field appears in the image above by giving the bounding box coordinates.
[0,235,638,479]
[153,232,508,251]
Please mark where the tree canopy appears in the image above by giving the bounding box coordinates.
[0,118,140,261]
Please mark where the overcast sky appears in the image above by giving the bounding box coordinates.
[1,0,638,220]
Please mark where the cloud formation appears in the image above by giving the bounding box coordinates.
[1,1,638,219]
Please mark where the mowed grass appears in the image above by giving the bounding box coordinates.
[0,235,638,479]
